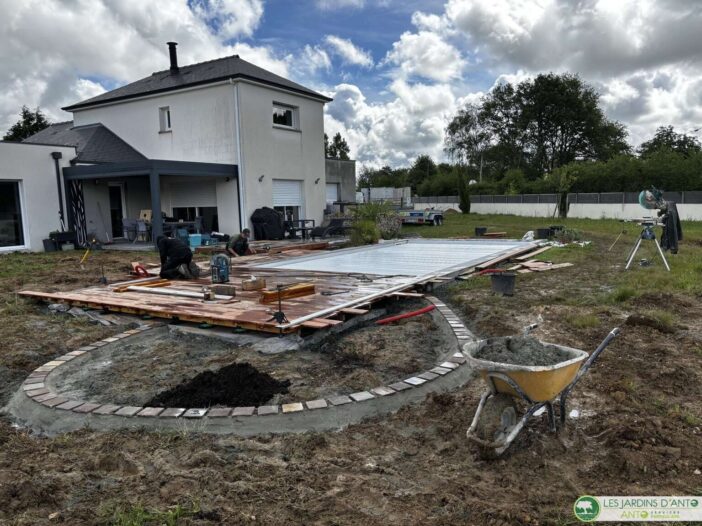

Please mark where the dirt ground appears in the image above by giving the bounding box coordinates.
[1,222,701,525]
[50,311,448,407]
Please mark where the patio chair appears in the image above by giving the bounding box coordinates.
[135,219,151,242]
[122,218,138,242]
[176,228,190,244]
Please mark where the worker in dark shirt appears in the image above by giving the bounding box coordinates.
[226,228,256,257]
[156,235,200,279]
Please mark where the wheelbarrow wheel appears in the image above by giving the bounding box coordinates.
[474,394,518,460]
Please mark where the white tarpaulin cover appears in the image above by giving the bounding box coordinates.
[256,239,532,277]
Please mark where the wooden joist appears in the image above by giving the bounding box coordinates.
[259,283,316,304]
[474,244,538,271]
[340,307,369,315]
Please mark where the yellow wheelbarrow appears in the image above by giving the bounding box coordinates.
[464,328,620,459]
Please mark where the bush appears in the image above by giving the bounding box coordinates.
[350,220,380,245]
[376,214,402,240]
[351,201,394,222]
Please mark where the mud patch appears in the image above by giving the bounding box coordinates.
[146,363,290,408]
[475,336,572,366]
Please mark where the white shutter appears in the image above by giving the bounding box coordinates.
[272,179,303,206]
[325,183,338,203]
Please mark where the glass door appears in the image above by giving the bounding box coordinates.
[0,181,25,248]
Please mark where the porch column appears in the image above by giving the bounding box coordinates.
[149,169,163,240]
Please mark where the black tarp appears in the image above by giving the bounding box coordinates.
[250,207,285,240]
[660,202,682,253]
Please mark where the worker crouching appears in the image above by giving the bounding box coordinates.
[157,235,201,279]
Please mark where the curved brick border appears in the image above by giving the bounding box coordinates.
[9,296,475,435]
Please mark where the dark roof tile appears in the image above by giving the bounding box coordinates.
[63,54,332,111]
[24,122,146,164]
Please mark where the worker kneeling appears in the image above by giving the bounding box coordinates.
[157,235,201,279]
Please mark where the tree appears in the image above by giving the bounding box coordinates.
[326,132,351,160]
[457,167,471,214]
[445,103,492,179]
[407,155,437,191]
[445,73,629,182]
[638,126,701,158]
[516,73,628,173]
[3,106,50,141]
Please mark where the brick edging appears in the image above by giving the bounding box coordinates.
[20,297,474,424]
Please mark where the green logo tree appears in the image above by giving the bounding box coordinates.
[574,496,601,522]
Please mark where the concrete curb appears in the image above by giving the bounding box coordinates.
[7,296,476,436]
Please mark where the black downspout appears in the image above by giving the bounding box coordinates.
[51,152,65,231]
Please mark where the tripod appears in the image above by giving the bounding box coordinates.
[624,222,670,271]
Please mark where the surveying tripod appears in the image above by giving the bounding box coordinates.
[624,220,670,272]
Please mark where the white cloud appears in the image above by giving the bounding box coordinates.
[0,0,287,132]
[299,45,332,75]
[385,31,465,82]
[324,36,374,68]
[325,81,459,167]
[316,0,365,10]
[442,0,702,148]
[190,0,264,39]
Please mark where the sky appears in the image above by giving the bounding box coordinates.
[2,0,702,169]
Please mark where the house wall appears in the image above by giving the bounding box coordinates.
[237,82,326,231]
[325,159,356,202]
[0,142,76,252]
[71,80,327,234]
[72,83,238,164]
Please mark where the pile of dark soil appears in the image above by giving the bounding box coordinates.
[146,362,290,407]
[474,336,573,366]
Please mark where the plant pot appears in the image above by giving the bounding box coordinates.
[491,272,516,296]
[42,239,58,252]
[475,226,488,236]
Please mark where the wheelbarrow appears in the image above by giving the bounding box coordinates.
[464,327,620,459]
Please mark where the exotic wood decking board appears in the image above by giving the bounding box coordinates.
[20,240,534,333]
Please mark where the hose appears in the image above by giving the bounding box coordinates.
[375,304,435,325]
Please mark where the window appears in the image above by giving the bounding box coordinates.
[0,181,25,248]
[272,103,298,129]
[159,106,171,132]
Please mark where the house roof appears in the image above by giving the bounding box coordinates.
[62,54,333,111]
[24,122,147,164]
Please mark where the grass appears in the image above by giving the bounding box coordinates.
[407,212,702,298]
[643,309,677,330]
[566,313,600,328]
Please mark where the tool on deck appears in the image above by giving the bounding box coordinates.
[210,253,231,283]
[268,284,289,325]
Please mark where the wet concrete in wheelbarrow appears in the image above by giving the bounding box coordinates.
[474,335,573,366]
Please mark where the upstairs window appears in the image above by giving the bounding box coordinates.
[159,106,171,132]
[272,103,298,129]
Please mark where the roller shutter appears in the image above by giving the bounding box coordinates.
[272,179,303,206]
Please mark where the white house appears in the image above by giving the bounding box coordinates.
[0,142,76,252]
[16,42,332,248]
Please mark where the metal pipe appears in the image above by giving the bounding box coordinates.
[51,152,65,231]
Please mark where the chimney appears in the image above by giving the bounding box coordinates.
[167,42,179,73]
